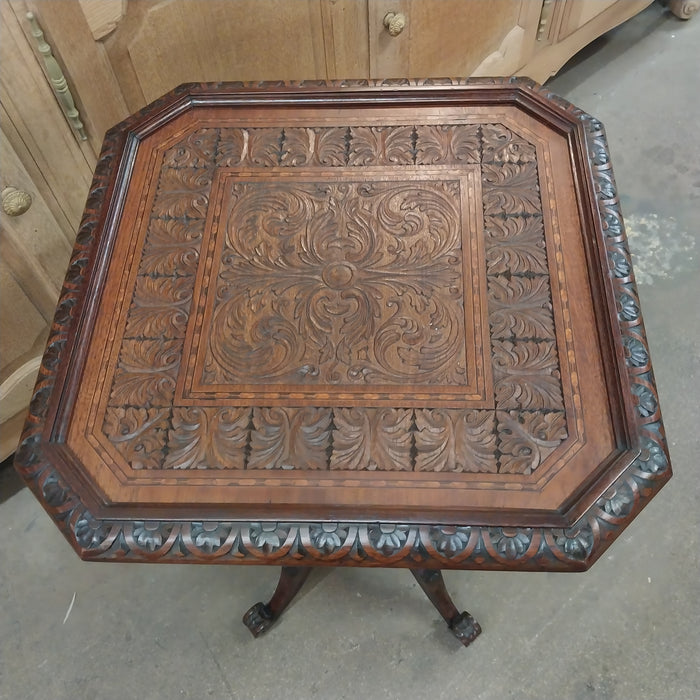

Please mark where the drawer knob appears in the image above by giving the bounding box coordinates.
[1,187,32,216]
[383,11,406,37]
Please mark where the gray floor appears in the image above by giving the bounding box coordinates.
[1,5,698,699]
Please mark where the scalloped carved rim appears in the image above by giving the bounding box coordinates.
[13,78,671,571]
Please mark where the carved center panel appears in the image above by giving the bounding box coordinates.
[187,174,480,393]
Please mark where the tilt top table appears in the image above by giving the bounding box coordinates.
[15,79,671,647]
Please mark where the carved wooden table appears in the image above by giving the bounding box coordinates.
[15,79,672,648]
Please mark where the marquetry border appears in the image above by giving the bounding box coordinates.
[14,78,671,571]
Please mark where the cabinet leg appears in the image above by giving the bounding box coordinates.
[410,568,482,647]
[242,566,312,637]
[669,0,699,20]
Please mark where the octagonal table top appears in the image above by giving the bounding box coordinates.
[15,79,671,571]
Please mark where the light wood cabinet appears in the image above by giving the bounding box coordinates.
[16,0,655,139]
[367,0,542,79]
[0,0,658,459]
[0,128,75,460]
[0,2,94,460]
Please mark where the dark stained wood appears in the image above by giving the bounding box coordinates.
[242,566,312,637]
[14,80,671,575]
[411,568,481,647]
[243,565,482,645]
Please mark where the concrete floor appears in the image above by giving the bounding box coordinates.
[1,4,698,699]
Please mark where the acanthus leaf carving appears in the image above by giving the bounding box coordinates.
[414,409,497,473]
[249,407,331,470]
[215,128,246,167]
[202,180,467,386]
[164,407,250,469]
[484,215,548,275]
[247,128,283,166]
[415,124,480,165]
[497,411,568,474]
[281,127,348,167]
[139,217,204,276]
[348,126,414,166]
[110,339,181,407]
[492,340,564,410]
[313,127,349,166]
[481,123,536,164]
[151,167,214,218]
[330,408,413,471]
[488,275,555,340]
[482,162,542,216]
[125,276,194,339]
[14,81,670,574]
[162,128,218,168]
[103,407,169,469]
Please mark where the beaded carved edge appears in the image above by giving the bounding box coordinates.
[14,78,670,571]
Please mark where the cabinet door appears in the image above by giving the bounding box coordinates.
[368,0,542,79]
[20,0,328,139]
[1,2,94,234]
[521,0,653,81]
[550,0,621,41]
[0,128,73,460]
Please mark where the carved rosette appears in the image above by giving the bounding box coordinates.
[13,79,670,572]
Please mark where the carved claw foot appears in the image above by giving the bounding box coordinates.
[243,566,312,638]
[669,0,699,20]
[242,602,275,638]
[410,568,482,649]
[449,611,482,647]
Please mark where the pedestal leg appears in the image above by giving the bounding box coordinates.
[410,568,482,647]
[242,566,312,637]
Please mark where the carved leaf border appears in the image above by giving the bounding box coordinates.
[107,110,565,471]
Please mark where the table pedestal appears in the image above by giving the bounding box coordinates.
[14,82,672,653]
[243,567,482,648]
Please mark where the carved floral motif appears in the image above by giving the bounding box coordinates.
[428,526,473,556]
[368,523,410,553]
[189,522,234,553]
[309,523,349,553]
